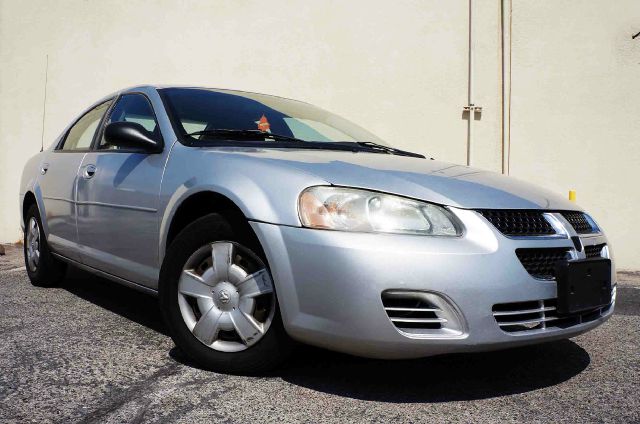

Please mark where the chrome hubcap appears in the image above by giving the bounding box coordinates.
[26,217,40,272]
[178,241,275,352]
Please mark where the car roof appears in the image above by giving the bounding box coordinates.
[117,85,310,105]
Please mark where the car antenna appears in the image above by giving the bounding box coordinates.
[40,54,49,152]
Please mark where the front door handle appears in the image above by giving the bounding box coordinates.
[83,164,97,179]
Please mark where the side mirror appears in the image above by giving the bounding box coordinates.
[104,121,162,152]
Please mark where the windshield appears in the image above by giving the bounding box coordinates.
[160,87,390,146]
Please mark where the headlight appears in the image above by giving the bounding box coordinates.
[298,186,462,236]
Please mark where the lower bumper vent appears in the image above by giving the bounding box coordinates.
[516,245,608,280]
[516,248,571,280]
[381,290,465,338]
[492,287,615,334]
[585,243,606,259]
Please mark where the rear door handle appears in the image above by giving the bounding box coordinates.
[83,164,97,179]
[40,163,49,175]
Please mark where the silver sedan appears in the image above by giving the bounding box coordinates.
[19,85,615,374]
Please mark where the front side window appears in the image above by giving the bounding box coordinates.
[100,94,160,149]
[160,88,388,146]
[60,101,111,151]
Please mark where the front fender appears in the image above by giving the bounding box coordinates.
[157,145,329,263]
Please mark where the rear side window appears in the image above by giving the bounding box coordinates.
[59,101,111,151]
[100,94,159,149]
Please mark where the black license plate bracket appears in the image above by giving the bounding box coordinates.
[555,258,611,315]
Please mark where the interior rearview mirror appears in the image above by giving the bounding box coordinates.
[104,121,162,152]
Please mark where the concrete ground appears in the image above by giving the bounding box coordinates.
[0,244,638,423]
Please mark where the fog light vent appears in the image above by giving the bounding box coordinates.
[381,290,465,338]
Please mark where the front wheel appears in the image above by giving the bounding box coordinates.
[159,214,293,374]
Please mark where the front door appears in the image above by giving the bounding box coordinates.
[39,100,111,261]
[76,93,167,287]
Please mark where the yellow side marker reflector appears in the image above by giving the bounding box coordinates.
[569,190,576,202]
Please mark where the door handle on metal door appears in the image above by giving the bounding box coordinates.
[83,164,97,179]
[40,163,49,175]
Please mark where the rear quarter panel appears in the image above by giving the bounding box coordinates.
[19,151,47,232]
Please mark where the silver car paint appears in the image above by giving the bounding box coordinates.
[19,85,614,359]
[232,148,581,211]
[250,212,613,358]
[35,151,86,262]
[75,150,167,285]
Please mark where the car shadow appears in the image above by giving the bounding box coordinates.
[60,267,591,403]
[60,266,169,336]
[275,340,590,403]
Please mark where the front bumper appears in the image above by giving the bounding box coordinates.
[250,208,615,359]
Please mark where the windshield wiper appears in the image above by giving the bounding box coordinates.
[354,141,425,158]
[186,129,426,158]
[186,129,304,143]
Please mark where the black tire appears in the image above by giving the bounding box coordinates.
[159,213,293,375]
[23,204,67,287]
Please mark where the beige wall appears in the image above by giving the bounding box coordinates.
[509,1,640,270]
[0,0,638,269]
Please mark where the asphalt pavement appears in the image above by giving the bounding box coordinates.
[0,244,638,423]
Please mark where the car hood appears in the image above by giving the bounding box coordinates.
[218,148,581,210]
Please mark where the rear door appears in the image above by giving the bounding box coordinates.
[76,93,167,287]
[39,100,111,261]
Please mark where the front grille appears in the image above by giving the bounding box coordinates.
[477,210,555,236]
[492,290,615,333]
[515,248,570,280]
[561,211,596,234]
[585,243,606,258]
[381,290,464,337]
[477,210,599,237]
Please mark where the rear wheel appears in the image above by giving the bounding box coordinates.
[23,204,67,287]
[159,213,293,374]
